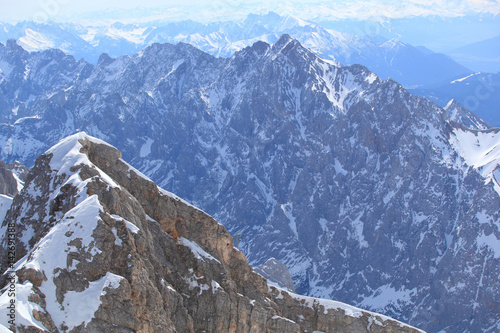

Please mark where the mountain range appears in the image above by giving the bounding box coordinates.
[0,12,472,89]
[0,35,499,332]
[4,12,497,128]
[5,12,498,126]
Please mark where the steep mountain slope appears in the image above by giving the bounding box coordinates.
[0,37,499,332]
[0,133,422,333]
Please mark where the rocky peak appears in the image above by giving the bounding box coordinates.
[255,257,296,293]
[0,133,423,333]
[444,98,491,130]
[96,53,114,67]
[5,39,26,54]
[273,33,296,50]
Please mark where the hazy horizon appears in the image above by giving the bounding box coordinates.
[1,1,499,52]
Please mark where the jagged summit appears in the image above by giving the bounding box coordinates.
[0,133,423,332]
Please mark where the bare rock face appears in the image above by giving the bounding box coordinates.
[0,133,423,333]
[255,258,296,293]
[0,161,19,197]
[6,161,29,184]
[0,160,25,222]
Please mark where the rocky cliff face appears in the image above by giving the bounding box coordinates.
[0,159,27,223]
[0,133,422,333]
[0,36,499,332]
[0,161,19,197]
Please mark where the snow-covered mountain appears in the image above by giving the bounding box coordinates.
[0,37,499,332]
[0,12,471,89]
[0,132,423,332]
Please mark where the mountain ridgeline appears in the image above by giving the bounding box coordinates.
[0,13,472,88]
[0,36,499,332]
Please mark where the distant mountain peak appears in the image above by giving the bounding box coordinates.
[275,33,296,47]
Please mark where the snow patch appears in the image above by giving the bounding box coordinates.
[351,212,368,248]
[451,73,479,84]
[140,138,154,157]
[55,272,124,328]
[281,203,298,238]
[0,60,13,77]
[46,132,119,189]
[111,227,122,246]
[0,281,47,331]
[450,128,500,195]
[359,285,417,310]
[477,232,500,259]
[110,214,140,234]
[178,237,221,264]
[2,195,114,331]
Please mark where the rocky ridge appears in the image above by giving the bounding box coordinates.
[0,133,422,333]
[0,36,499,332]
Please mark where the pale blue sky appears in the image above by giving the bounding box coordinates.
[1,0,499,23]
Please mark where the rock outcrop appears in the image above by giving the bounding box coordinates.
[0,161,19,197]
[0,160,26,223]
[255,258,296,293]
[0,133,423,333]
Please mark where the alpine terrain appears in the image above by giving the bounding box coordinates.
[0,132,423,332]
[0,12,471,88]
[0,36,499,332]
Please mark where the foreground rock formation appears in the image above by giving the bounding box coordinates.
[0,133,423,332]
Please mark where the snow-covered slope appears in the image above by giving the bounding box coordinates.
[0,36,498,332]
[444,99,491,130]
[450,127,500,195]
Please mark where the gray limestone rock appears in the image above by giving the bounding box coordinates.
[0,161,19,197]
